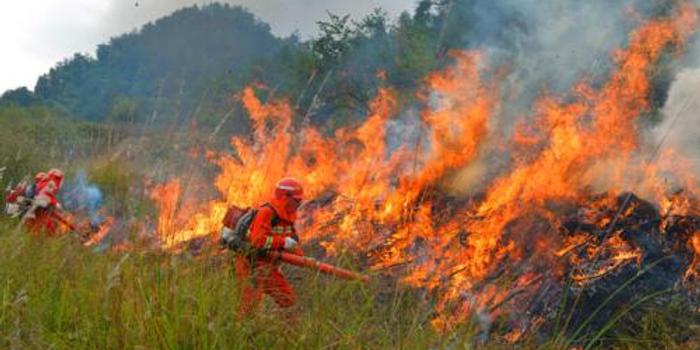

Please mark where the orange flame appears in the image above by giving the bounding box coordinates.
[397,4,699,328]
[83,217,115,247]
[686,231,700,281]
[149,180,182,247]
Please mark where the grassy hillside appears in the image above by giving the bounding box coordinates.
[0,105,121,197]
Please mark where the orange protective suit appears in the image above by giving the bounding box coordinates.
[24,170,63,235]
[236,179,303,316]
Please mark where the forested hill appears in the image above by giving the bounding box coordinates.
[0,1,457,129]
[6,3,284,122]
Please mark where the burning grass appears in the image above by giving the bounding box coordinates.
[134,4,700,341]
[0,220,697,349]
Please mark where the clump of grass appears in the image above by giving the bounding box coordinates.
[587,297,700,350]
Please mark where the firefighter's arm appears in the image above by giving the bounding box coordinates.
[249,207,287,250]
[34,182,58,208]
[33,193,51,208]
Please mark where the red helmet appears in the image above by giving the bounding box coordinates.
[274,177,303,200]
[48,168,63,179]
[47,168,64,188]
[34,172,47,183]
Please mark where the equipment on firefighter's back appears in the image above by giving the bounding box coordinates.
[5,202,21,217]
[16,182,59,221]
[220,203,298,256]
[4,180,37,217]
[220,207,257,253]
[19,195,51,221]
[6,196,37,218]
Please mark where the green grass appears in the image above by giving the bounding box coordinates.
[0,104,119,204]
[0,219,697,349]
[0,220,437,349]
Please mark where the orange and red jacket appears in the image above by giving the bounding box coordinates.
[248,197,298,252]
[35,179,60,207]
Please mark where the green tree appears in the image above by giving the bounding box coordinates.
[107,96,141,124]
[34,4,282,122]
[0,87,38,107]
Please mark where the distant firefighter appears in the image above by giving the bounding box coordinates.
[5,168,66,235]
[25,168,66,234]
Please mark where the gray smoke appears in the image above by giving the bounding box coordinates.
[456,0,663,127]
[653,68,700,173]
[662,1,700,173]
[439,0,700,195]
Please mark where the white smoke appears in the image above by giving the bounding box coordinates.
[653,68,700,173]
[442,1,700,196]
[460,0,657,130]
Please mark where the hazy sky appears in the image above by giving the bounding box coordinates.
[0,0,415,93]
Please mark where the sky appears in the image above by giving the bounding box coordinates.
[0,0,415,93]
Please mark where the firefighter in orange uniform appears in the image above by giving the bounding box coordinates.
[23,168,64,234]
[235,177,304,316]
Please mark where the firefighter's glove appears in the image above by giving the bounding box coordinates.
[5,203,20,216]
[283,237,298,250]
[220,226,235,243]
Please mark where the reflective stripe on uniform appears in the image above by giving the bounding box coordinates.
[271,226,294,235]
[264,236,273,250]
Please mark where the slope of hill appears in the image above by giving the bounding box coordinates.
[29,3,282,122]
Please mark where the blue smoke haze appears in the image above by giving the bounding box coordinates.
[61,171,105,226]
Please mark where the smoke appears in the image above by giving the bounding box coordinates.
[456,0,652,124]
[653,68,700,173]
[660,0,700,173]
[436,0,700,198]
[385,108,424,154]
[61,171,105,226]
[446,158,489,196]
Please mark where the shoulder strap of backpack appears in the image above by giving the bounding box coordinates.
[260,203,280,226]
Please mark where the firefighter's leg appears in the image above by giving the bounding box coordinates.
[235,256,263,317]
[23,217,43,235]
[262,267,296,308]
